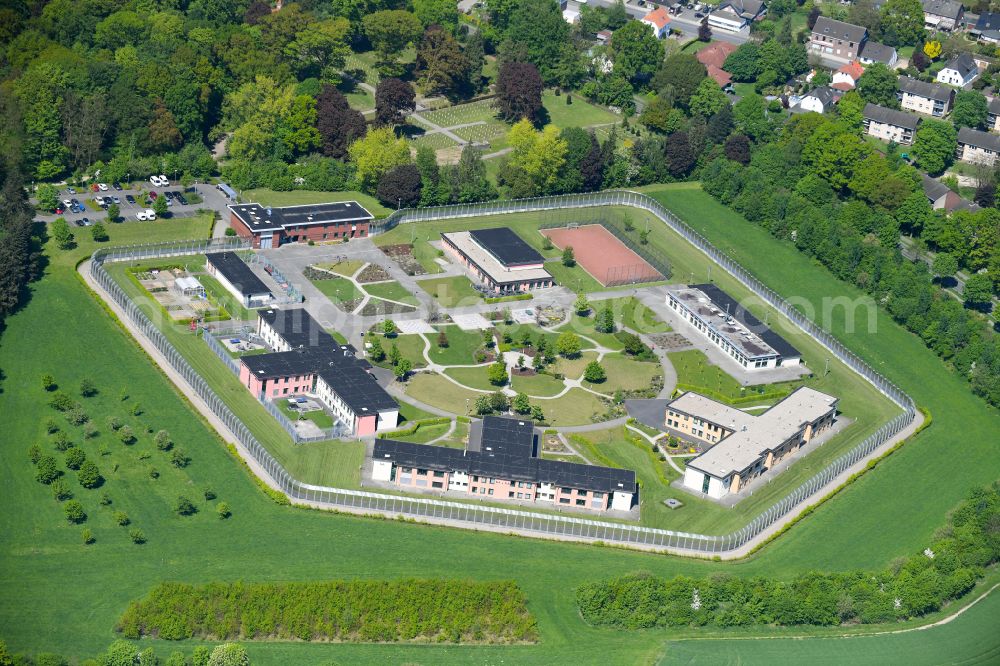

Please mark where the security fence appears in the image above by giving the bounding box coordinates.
[89,190,918,555]
[201,328,240,375]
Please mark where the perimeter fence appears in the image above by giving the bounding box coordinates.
[89,190,917,555]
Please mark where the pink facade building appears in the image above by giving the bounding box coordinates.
[372,416,637,513]
[238,308,398,437]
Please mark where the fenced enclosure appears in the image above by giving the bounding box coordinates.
[89,190,917,555]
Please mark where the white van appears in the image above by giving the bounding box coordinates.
[145,208,156,220]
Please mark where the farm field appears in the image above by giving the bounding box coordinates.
[2,191,1000,663]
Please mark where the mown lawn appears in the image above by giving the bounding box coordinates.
[426,326,486,365]
[583,353,662,393]
[198,273,253,322]
[310,276,362,304]
[533,389,609,426]
[372,332,427,369]
[541,90,619,128]
[313,259,363,277]
[509,371,565,397]
[416,275,481,307]
[362,280,419,306]
[544,259,606,294]
[404,373,482,414]
[444,366,496,391]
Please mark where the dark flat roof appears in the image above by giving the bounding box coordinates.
[206,252,272,297]
[690,283,801,360]
[318,364,396,413]
[259,307,335,349]
[373,416,637,494]
[469,228,544,267]
[229,201,374,233]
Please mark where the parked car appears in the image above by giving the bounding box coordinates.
[61,199,72,208]
[112,182,123,191]
[136,211,148,221]
[111,196,120,204]
[98,183,108,191]
[695,11,704,16]
[67,187,77,195]
[125,194,136,204]
[145,208,156,220]
[90,183,100,192]
[158,174,168,185]
[80,217,92,226]
[176,195,189,205]
[148,191,158,199]
[54,206,64,215]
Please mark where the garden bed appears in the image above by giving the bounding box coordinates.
[381,244,427,276]
[356,263,392,283]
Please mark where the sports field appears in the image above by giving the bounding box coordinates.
[542,224,662,286]
[3,194,1000,663]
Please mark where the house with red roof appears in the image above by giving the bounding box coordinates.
[641,7,672,38]
[697,42,737,88]
[831,61,865,91]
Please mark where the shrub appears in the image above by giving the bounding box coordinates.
[28,444,42,464]
[217,502,232,519]
[82,528,95,545]
[51,431,72,451]
[83,422,98,439]
[41,374,57,391]
[594,305,615,334]
[487,360,508,386]
[583,361,607,383]
[562,246,576,267]
[99,492,113,506]
[65,447,86,470]
[204,487,217,501]
[35,456,60,484]
[175,496,197,516]
[149,467,160,479]
[48,391,76,411]
[64,500,86,524]
[65,407,89,426]
[79,378,98,397]
[131,403,142,416]
[107,415,122,431]
[154,430,172,451]
[129,528,146,544]
[170,449,190,468]
[208,644,249,666]
[118,426,136,445]
[51,479,73,501]
[77,461,103,489]
[114,511,130,527]
[44,417,59,433]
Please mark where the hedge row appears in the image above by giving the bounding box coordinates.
[382,416,453,439]
[484,293,533,304]
[117,579,538,644]
[578,482,1000,629]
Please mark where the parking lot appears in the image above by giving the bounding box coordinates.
[33,180,235,230]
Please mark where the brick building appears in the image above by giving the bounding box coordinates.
[228,201,374,249]
[441,228,554,294]
[371,416,637,512]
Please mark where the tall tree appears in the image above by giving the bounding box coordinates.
[653,54,707,110]
[375,78,415,126]
[665,131,696,177]
[913,119,957,175]
[363,10,423,77]
[879,0,925,46]
[348,126,412,191]
[502,120,568,195]
[689,78,729,118]
[856,63,899,108]
[496,61,544,123]
[415,25,470,98]
[413,0,459,32]
[610,20,663,87]
[316,84,367,159]
[698,16,712,41]
[504,0,574,85]
[376,164,423,208]
[952,90,988,129]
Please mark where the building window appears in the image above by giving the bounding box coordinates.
[488,489,493,495]
[576,499,586,506]
[561,487,572,494]
[432,481,443,489]
[593,492,603,499]
[508,491,515,498]
[559,498,570,504]
[433,471,444,478]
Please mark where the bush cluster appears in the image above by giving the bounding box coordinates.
[577,483,1000,629]
[117,579,538,644]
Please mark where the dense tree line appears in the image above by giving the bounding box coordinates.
[0,161,43,326]
[116,579,537,643]
[578,483,1000,629]
[699,108,1000,408]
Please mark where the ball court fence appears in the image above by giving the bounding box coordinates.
[90,190,917,555]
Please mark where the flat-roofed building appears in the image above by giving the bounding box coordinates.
[665,283,802,370]
[665,392,756,445]
[898,77,955,117]
[238,308,398,437]
[228,201,373,249]
[204,252,273,308]
[680,387,839,499]
[863,102,920,145]
[441,228,554,294]
[956,126,1000,165]
[372,416,637,512]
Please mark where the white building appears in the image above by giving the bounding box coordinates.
[641,7,672,38]
[204,251,273,309]
[863,102,920,145]
[936,53,978,87]
[796,86,837,113]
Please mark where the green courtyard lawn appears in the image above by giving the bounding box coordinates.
[549,350,599,379]
[374,332,427,369]
[417,275,481,307]
[396,399,440,423]
[571,426,680,504]
[557,312,626,351]
[444,366,496,391]
[310,276,363,304]
[198,273,253,322]
[583,354,662,393]
[541,90,619,128]
[242,188,391,218]
[668,348,794,402]
[404,372,482,414]
[614,296,671,334]
[427,326,486,365]
[509,371,566,398]
[533,389,610,426]
[409,239,446,274]
[336,80,374,111]
[4,191,1000,663]
[543,259,606,294]
[277,401,335,430]
[313,259,364,277]
[362,280,419,306]
[389,420,452,444]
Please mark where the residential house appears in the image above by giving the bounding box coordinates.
[972,11,1000,43]
[707,0,767,31]
[595,29,613,43]
[696,41,738,88]
[898,76,955,116]
[936,52,979,87]
[796,86,839,113]
[831,61,865,91]
[921,174,979,211]
[808,16,868,65]
[857,41,898,67]
[922,0,964,31]
[987,96,1000,131]
[956,126,1000,165]
[641,7,671,38]
[863,102,920,145]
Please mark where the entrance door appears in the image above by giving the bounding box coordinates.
[260,234,273,249]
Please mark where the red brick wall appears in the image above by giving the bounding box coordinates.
[281,221,371,244]
[229,212,258,248]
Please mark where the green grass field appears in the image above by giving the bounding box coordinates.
[443,366,495,391]
[309,276,362,304]
[242,189,391,218]
[416,275,481,307]
[541,90,619,128]
[404,373,482,414]
[3,190,1000,664]
[583,353,661,393]
[425,326,485,366]
[313,259,363,276]
[544,259,606,294]
[361,280,419,306]
[198,273,253,322]
[375,333,427,369]
[533,389,609,426]
[509,371,566,397]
